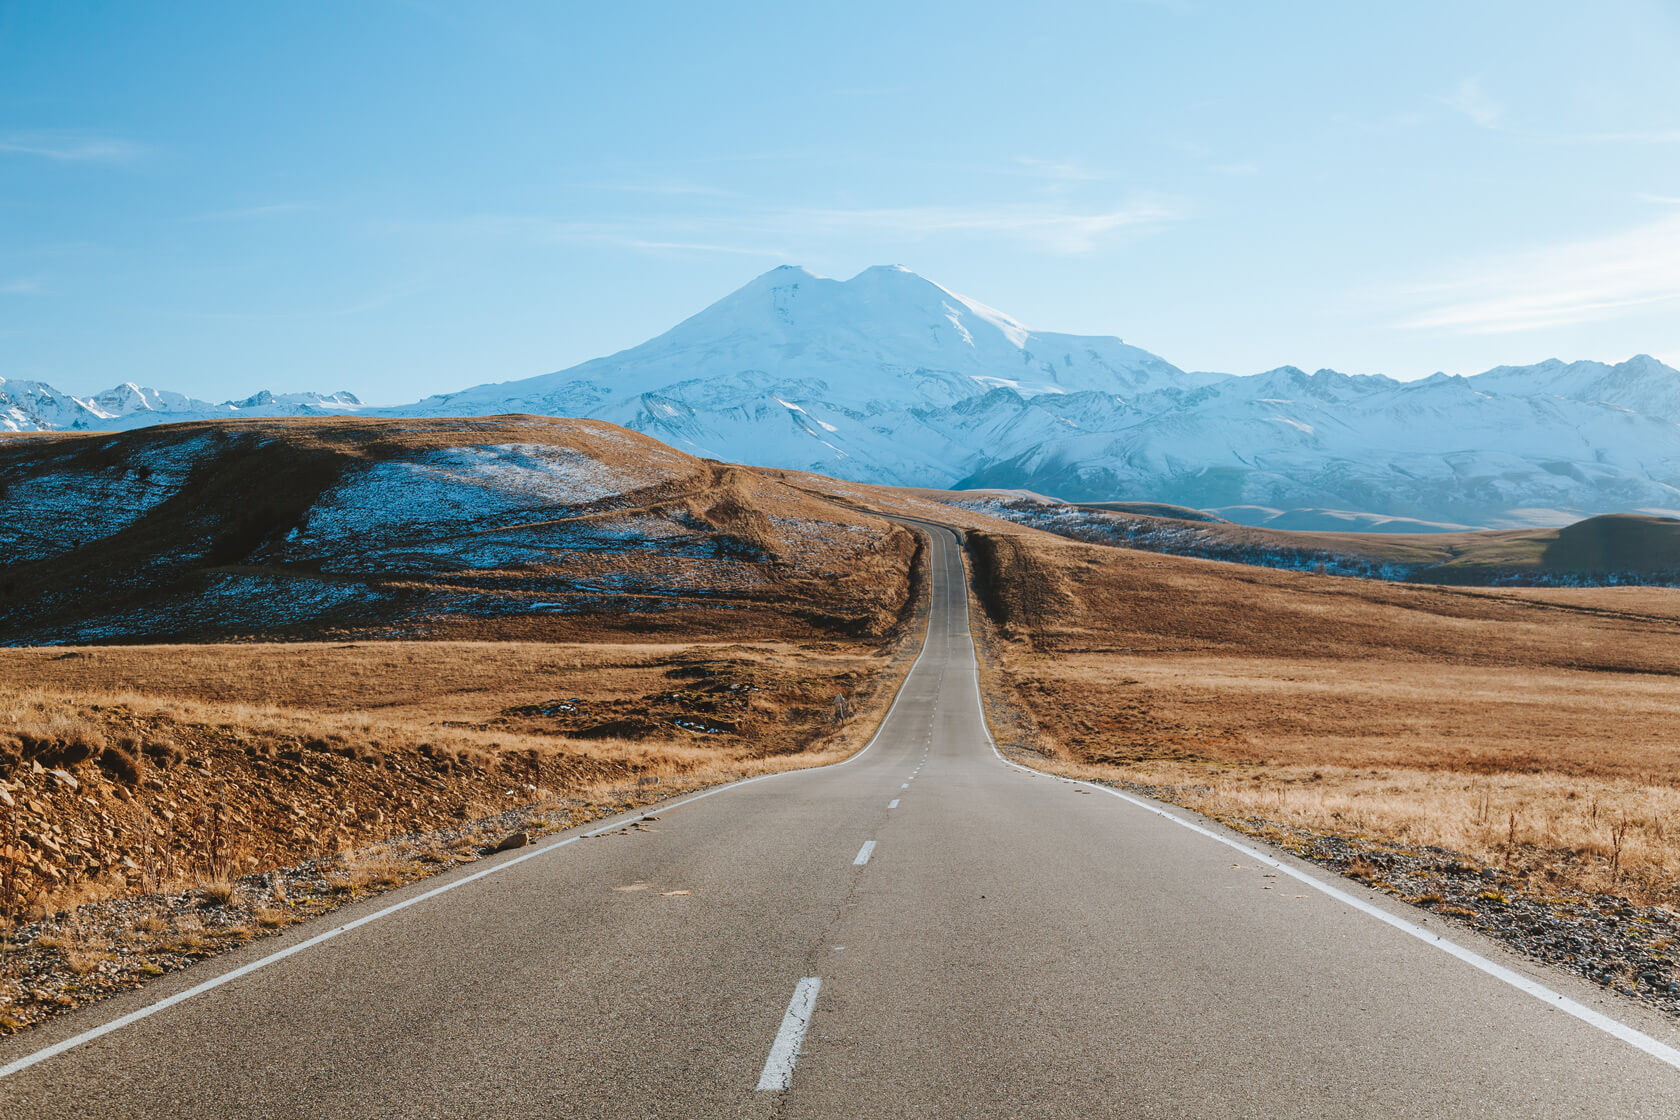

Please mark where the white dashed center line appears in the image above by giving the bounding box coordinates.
[756,977,822,1091]
[888,799,900,809]
[854,841,876,866]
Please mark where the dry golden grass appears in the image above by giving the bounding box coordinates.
[0,627,924,920]
[963,528,1680,906]
[0,638,868,721]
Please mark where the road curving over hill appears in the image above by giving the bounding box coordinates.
[3,526,1679,1117]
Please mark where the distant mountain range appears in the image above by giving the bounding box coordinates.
[1,380,364,431]
[9,263,1680,529]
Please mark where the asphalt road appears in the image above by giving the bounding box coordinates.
[4,526,1680,1117]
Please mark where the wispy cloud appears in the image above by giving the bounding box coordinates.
[1011,157,1109,183]
[1398,212,1680,334]
[0,279,41,295]
[194,202,317,221]
[428,195,1183,258]
[428,216,793,259]
[789,198,1182,253]
[1439,77,1504,129]
[578,180,739,198]
[0,132,147,163]
[1554,129,1680,145]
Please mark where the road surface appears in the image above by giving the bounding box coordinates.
[3,525,1679,1118]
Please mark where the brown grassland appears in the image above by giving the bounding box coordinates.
[0,632,926,1028]
[957,525,1680,908]
[0,636,916,903]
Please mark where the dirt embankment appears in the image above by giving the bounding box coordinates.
[964,530,1073,647]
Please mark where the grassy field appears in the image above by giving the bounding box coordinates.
[938,494,1680,585]
[0,635,919,917]
[0,623,931,1031]
[955,525,1680,907]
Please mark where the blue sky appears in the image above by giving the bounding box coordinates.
[4,0,1680,404]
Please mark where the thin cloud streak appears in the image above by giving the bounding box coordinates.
[789,198,1182,252]
[576,180,741,199]
[1556,129,1680,145]
[193,202,317,221]
[0,133,147,163]
[1398,213,1680,334]
[425,196,1184,257]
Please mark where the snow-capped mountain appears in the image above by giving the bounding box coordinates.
[405,264,1216,488]
[961,363,1680,527]
[9,265,1680,529]
[0,378,364,432]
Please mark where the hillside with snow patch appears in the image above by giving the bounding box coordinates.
[0,417,919,645]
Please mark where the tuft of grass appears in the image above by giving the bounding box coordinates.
[254,906,289,929]
[1346,857,1378,882]
[198,879,238,908]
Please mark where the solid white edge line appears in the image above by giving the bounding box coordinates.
[0,540,948,1083]
[756,976,822,1091]
[854,840,876,866]
[969,635,1680,1072]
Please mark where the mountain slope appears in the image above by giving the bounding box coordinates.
[405,264,1214,485]
[961,363,1680,526]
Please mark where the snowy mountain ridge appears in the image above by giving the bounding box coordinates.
[7,264,1680,529]
[0,377,363,433]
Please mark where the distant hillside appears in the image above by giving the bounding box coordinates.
[944,496,1680,587]
[0,417,922,645]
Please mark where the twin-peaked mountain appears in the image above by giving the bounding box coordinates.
[8,264,1680,529]
[408,265,1214,491]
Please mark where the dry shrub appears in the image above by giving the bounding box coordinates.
[98,741,142,785]
[198,879,238,908]
[142,735,183,768]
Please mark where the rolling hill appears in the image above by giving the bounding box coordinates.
[943,494,1680,586]
[0,416,921,646]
